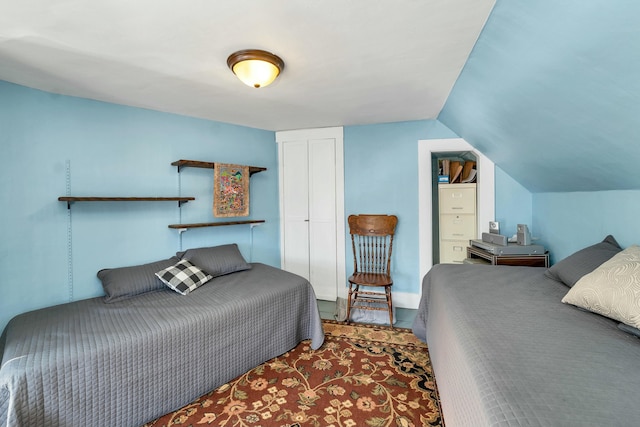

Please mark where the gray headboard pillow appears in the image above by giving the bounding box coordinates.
[618,322,640,338]
[177,243,251,277]
[98,256,180,303]
[544,235,622,287]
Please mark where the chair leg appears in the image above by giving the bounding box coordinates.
[346,283,356,324]
[386,286,393,328]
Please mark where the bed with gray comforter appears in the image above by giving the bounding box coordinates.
[413,263,640,426]
[0,262,324,427]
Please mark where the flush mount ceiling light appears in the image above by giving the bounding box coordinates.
[227,49,285,89]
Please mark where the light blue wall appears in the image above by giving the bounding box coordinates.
[533,190,640,264]
[0,81,279,332]
[13,74,629,332]
[1,79,465,334]
[343,120,458,295]
[494,166,532,239]
[494,169,640,264]
[453,150,640,268]
[482,166,640,268]
[439,1,640,193]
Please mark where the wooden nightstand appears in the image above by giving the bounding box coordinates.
[466,246,549,267]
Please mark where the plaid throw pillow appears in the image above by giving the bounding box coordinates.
[155,260,213,295]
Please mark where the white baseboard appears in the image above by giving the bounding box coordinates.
[334,287,420,310]
[392,291,421,310]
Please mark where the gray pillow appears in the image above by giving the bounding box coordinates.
[98,256,179,303]
[177,243,251,277]
[545,235,621,287]
[618,322,640,338]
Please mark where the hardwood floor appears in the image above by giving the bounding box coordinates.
[317,299,417,329]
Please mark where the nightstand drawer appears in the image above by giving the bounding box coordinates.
[440,214,475,240]
[466,246,549,267]
[439,186,476,213]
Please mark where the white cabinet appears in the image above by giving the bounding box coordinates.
[277,127,345,301]
[439,183,476,264]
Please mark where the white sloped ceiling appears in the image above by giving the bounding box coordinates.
[0,0,495,131]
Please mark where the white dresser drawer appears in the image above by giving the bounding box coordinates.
[440,240,468,264]
[439,185,476,214]
[440,214,475,240]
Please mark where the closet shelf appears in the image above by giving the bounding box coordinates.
[58,196,195,209]
[171,159,267,175]
[168,220,265,230]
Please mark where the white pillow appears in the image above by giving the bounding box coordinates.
[562,245,640,329]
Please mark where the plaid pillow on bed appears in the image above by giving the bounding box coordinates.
[155,260,213,295]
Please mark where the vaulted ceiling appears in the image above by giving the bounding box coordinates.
[1,1,639,193]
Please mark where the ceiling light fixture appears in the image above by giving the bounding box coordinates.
[227,49,285,89]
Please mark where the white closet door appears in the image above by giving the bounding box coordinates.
[277,126,345,303]
[281,141,310,281]
[308,138,337,300]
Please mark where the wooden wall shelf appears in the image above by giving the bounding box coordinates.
[58,196,195,209]
[171,159,267,175]
[168,220,265,230]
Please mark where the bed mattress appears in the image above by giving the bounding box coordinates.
[0,263,324,427]
[413,264,640,427]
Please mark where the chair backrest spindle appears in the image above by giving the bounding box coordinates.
[348,214,398,276]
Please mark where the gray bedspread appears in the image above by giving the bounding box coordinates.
[0,263,324,427]
[413,264,640,427]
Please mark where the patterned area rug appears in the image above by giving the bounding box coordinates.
[143,320,443,427]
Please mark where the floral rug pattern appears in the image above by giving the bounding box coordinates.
[143,320,442,427]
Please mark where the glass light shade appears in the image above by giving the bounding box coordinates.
[232,59,280,88]
[228,49,284,89]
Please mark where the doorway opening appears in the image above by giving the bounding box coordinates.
[431,151,478,265]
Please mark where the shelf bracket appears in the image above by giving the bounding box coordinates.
[66,201,73,210]
[177,228,188,235]
[178,200,189,208]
